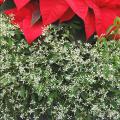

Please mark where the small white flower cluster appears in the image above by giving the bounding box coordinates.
[0,14,16,38]
[0,16,120,120]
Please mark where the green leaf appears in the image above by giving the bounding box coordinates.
[106,24,115,34]
[0,0,16,13]
[114,17,120,26]
[31,9,41,25]
[101,37,108,50]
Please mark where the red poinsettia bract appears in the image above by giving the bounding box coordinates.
[0,0,120,44]
[0,0,3,4]
[65,0,120,39]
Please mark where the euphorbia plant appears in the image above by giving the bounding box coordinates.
[0,0,120,44]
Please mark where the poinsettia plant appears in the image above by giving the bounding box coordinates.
[0,0,120,44]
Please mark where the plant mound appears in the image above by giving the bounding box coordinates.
[0,24,120,119]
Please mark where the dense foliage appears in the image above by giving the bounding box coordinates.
[0,15,120,119]
[0,0,120,43]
